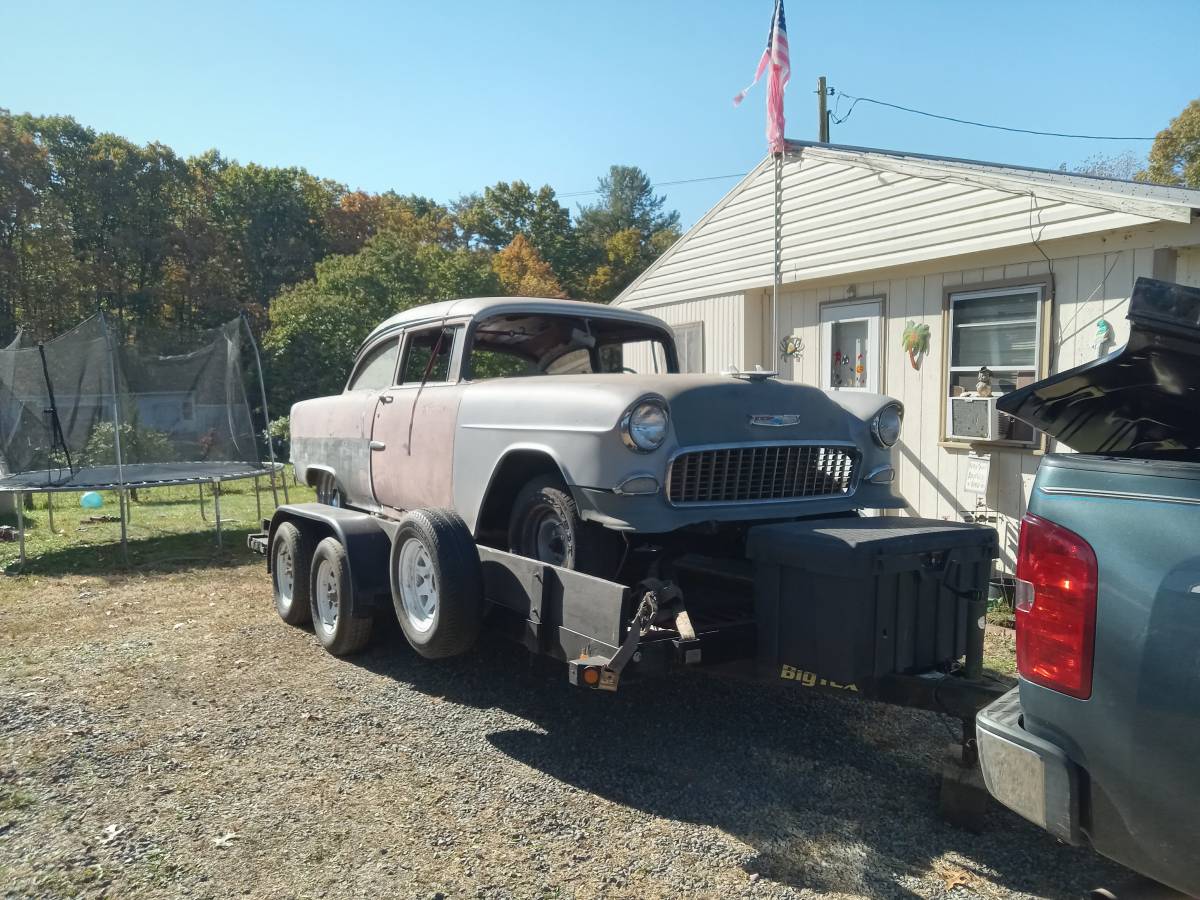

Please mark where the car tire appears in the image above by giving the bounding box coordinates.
[507,474,623,578]
[271,521,313,626]
[391,508,483,659]
[309,536,373,656]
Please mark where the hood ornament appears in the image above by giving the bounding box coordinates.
[749,414,801,427]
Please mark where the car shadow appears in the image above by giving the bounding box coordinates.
[349,619,1121,898]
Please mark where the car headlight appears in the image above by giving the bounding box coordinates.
[620,396,669,452]
[871,404,903,448]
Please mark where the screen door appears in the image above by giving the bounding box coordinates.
[820,299,882,393]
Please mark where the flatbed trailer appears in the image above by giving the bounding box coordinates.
[249,502,1010,825]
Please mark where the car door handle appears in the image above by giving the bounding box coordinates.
[370,441,386,451]
[379,394,395,404]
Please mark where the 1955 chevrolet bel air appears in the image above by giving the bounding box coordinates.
[290,296,906,579]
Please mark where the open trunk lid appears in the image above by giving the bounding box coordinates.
[997,277,1200,454]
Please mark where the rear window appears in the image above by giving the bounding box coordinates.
[348,338,399,391]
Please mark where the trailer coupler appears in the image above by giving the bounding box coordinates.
[569,583,696,691]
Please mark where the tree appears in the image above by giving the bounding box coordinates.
[264,229,497,409]
[1138,98,1200,188]
[576,166,681,302]
[492,234,566,298]
[455,181,583,291]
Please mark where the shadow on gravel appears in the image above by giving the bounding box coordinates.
[350,622,1118,898]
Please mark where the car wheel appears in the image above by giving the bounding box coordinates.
[309,536,373,656]
[315,472,343,507]
[390,508,483,659]
[507,474,623,578]
[272,521,313,626]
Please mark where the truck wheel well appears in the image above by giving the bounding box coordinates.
[476,451,565,545]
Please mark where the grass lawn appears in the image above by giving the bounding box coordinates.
[0,469,315,576]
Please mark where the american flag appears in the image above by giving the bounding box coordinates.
[733,0,790,155]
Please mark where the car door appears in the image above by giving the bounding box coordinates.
[370,324,465,512]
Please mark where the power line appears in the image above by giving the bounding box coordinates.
[830,92,1156,141]
[558,172,747,200]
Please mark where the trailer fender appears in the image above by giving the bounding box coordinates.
[267,503,393,612]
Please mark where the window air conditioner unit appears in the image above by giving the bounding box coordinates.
[947,395,1002,442]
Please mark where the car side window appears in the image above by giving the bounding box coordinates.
[400,326,457,384]
[347,338,400,391]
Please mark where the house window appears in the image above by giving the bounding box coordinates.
[674,322,704,374]
[947,284,1045,443]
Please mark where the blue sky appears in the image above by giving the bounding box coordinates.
[2,0,1196,228]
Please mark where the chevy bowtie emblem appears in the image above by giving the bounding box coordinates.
[749,414,801,427]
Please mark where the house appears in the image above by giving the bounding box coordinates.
[614,141,1200,568]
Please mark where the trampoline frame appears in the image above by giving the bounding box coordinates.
[2,311,290,565]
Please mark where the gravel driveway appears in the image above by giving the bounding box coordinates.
[0,559,1124,899]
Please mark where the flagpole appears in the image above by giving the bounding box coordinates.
[772,150,783,369]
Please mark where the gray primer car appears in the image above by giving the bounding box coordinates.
[976,278,1200,896]
[290,297,904,577]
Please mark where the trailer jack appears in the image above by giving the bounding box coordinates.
[569,584,697,691]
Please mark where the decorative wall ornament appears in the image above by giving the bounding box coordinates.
[779,334,805,360]
[1092,319,1113,357]
[900,320,931,370]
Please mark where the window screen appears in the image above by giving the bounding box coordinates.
[674,322,704,373]
[948,286,1042,442]
[348,338,400,391]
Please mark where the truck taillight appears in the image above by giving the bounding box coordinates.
[1014,513,1097,700]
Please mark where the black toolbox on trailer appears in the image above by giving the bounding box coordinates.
[746,517,998,687]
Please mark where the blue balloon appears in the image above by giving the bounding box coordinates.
[80,491,104,509]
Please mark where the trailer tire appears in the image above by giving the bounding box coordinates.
[391,508,483,659]
[272,521,313,626]
[309,536,373,656]
[507,474,622,578]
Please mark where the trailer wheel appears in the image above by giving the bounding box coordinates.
[391,509,483,659]
[507,474,622,578]
[309,536,373,656]
[272,521,313,626]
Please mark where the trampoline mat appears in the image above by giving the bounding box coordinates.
[0,461,282,493]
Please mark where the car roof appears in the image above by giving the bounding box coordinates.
[363,296,672,346]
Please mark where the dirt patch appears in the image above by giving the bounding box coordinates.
[0,553,1123,898]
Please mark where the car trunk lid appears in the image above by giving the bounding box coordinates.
[997,277,1200,454]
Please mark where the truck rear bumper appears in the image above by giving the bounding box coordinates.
[976,687,1082,845]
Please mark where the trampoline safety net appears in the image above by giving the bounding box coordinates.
[0,315,269,492]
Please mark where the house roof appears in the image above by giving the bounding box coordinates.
[615,141,1200,308]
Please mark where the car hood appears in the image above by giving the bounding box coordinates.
[461,372,896,446]
[997,277,1200,453]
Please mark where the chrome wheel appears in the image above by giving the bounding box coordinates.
[274,539,294,606]
[315,557,339,637]
[398,537,438,634]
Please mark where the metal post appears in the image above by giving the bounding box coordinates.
[213,481,222,549]
[817,75,830,143]
[118,489,128,556]
[772,152,783,369]
[254,475,262,526]
[99,313,129,563]
[198,482,206,521]
[240,314,280,508]
[47,492,54,534]
[16,491,25,565]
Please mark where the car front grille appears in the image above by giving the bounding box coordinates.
[666,444,859,506]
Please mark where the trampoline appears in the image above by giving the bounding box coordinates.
[0,313,288,563]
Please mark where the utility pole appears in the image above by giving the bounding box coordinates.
[817,75,830,143]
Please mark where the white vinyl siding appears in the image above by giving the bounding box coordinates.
[618,150,1171,311]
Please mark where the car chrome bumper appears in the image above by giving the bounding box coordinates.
[976,687,1082,845]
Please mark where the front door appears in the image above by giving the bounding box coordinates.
[820,299,883,393]
[370,325,462,512]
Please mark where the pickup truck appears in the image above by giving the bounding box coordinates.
[976,277,1200,896]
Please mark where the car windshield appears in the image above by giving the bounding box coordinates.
[466,313,675,380]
